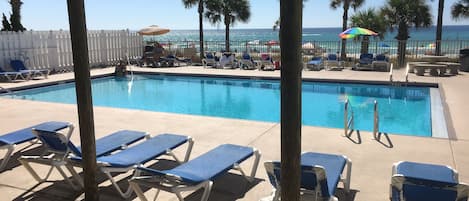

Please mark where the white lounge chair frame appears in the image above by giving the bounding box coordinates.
[129,148,261,201]
[91,137,194,198]
[18,125,82,189]
[264,155,351,201]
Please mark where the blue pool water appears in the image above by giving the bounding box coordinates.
[1,75,431,136]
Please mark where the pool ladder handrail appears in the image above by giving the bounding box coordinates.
[389,63,394,82]
[405,63,410,83]
[344,99,355,136]
[373,100,388,140]
[0,86,12,94]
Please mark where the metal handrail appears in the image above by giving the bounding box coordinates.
[389,63,394,82]
[0,86,12,94]
[373,100,379,139]
[405,63,410,83]
[344,99,354,136]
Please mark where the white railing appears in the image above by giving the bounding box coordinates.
[405,63,410,83]
[389,63,394,82]
[344,99,354,137]
[0,30,143,72]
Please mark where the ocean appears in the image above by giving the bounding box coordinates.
[149,25,469,42]
[146,25,469,56]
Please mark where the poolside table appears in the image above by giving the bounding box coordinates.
[414,63,447,76]
[420,55,449,63]
[437,62,461,75]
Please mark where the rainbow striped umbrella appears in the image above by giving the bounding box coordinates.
[339,27,378,39]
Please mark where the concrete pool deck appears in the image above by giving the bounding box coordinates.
[1,66,468,200]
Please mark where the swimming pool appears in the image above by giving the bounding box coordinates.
[1,74,436,137]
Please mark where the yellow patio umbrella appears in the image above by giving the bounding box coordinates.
[138,25,170,36]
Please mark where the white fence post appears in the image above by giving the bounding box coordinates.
[0,30,143,72]
[47,30,59,71]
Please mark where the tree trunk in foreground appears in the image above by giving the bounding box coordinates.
[280,0,302,200]
[66,0,98,200]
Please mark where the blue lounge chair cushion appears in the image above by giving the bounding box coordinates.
[301,152,347,197]
[34,129,147,157]
[265,152,348,199]
[395,183,458,201]
[359,53,374,64]
[78,130,148,157]
[10,60,47,75]
[307,57,323,65]
[392,161,463,201]
[396,161,457,185]
[138,144,254,184]
[327,54,338,61]
[0,121,70,146]
[94,133,190,168]
[242,53,251,60]
[206,53,214,59]
[375,54,389,62]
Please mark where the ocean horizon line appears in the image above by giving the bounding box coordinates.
[168,25,469,31]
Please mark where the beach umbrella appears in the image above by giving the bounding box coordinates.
[138,25,170,36]
[339,27,377,39]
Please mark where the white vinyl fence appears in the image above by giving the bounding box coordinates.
[0,30,143,72]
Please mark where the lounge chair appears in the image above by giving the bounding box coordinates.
[0,121,73,171]
[161,52,180,67]
[0,66,29,82]
[354,53,374,70]
[306,56,324,71]
[10,60,49,79]
[324,54,343,71]
[239,52,257,70]
[220,52,237,69]
[257,53,276,71]
[176,47,197,66]
[20,128,193,198]
[129,143,261,201]
[19,129,149,190]
[202,52,218,68]
[391,161,469,201]
[372,54,391,72]
[264,152,352,201]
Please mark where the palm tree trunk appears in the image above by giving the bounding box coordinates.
[225,18,230,52]
[198,0,204,59]
[396,23,409,68]
[280,0,302,200]
[66,0,98,200]
[435,0,444,56]
[397,40,407,68]
[340,0,350,61]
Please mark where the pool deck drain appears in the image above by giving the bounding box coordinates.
[1,66,469,201]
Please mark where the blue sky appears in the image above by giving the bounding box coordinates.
[0,0,467,31]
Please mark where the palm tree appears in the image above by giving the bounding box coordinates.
[381,0,432,67]
[350,8,387,54]
[451,0,469,19]
[182,0,206,59]
[330,0,365,60]
[435,0,444,56]
[205,0,250,52]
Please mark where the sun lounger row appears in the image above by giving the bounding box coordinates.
[354,53,391,71]
[203,52,277,71]
[0,60,50,82]
[305,53,345,71]
[1,122,468,200]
